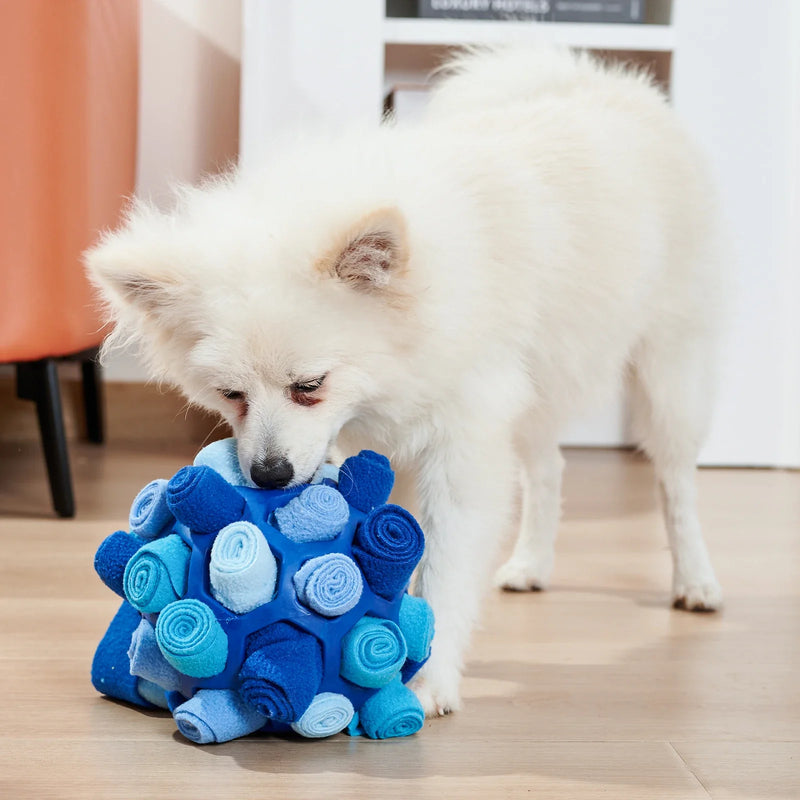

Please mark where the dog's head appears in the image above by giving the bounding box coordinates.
[86,178,417,488]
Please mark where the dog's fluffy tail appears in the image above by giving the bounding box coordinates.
[425,44,662,119]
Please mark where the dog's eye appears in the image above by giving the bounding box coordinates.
[292,376,325,393]
[289,375,326,406]
[219,388,246,402]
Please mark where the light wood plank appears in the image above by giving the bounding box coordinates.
[1,443,798,798]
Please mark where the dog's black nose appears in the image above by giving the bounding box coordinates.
[250,457,294,489]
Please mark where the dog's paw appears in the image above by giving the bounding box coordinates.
[409,672,462,717]
[672,576,723,612]
[494,556,550,592]
[410,675,461,717]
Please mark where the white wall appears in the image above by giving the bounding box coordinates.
[671,0,800,467]
[105,0,242,381]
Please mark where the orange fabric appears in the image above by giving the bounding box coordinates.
[0,0,139,362]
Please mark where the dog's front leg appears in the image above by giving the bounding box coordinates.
[411,428,516,716]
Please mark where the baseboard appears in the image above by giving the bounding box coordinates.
[0,369,228,448]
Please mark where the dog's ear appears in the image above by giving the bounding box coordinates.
[318,207,409,293]
[84,233,186,320]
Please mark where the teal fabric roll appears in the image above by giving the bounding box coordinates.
[340,617,407,689]
[209,521,277,614]
[155,599,229,678]
[274,485,350,543]
[173,689,267,744]
[358,678,425,740]
[290,692,354,738]
[123,534,191,614]
[398,594,435,662]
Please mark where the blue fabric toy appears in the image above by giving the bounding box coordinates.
[128,479,174,540]
[174,689,267,744]
[193,438,255,487]
[340,617,407,688]
[239,621,323,721]
[352,504,425,599]
[91,439,434,743]
[91,601,155,708]
[123,534,191,613]
[398,594,436,662]
[209,520,277,613]
[155,598,229,678]
[166,465,246,534]
[337,450,394,512]
[291,692,355,738]
[94,531,143,597]
[358,678,425,739]
[274,484,350,543]
[128,617,183,692]
[292,553,363,617]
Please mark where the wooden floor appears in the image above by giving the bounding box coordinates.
[1,440,798,799]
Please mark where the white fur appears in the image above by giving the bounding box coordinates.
[86,46,724,716]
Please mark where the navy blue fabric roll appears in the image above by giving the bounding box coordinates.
[91,601,154,708]
[337,450,395,513]
[239,622,323,723]
[94,531,144,598]
[166,465,246,534]
[352,504,425,600]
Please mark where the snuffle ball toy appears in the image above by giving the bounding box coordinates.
[91,439,434,743]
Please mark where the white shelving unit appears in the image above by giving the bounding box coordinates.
[383,17,675,50]
[240,0,800,467]
[240,0,675,167]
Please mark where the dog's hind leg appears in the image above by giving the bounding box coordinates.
[493,428,564,591]
[631,332,722,611]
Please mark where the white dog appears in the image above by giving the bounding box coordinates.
[86,46,724,716]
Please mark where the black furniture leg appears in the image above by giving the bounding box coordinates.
[16,359,75,518]
[81,352,105,444]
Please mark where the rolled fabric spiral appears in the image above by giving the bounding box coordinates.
[94,530,143,597]
[291,693,354,738]
[209,521,277,614]
[358,678,425,740]
[128,479,174,540]
[127,617,183,692]
[273,485,350,543]
[239,622,323,722]
[352,504,425,600]
[340,617,407,689]
[166,465,246,534]
[193,438,255,488]
[123,534,191,614]
[337,450,394,513]
[155,599,229,678]
[398,594,435,662]
[173,689,267,744]
[293,553,363,617]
